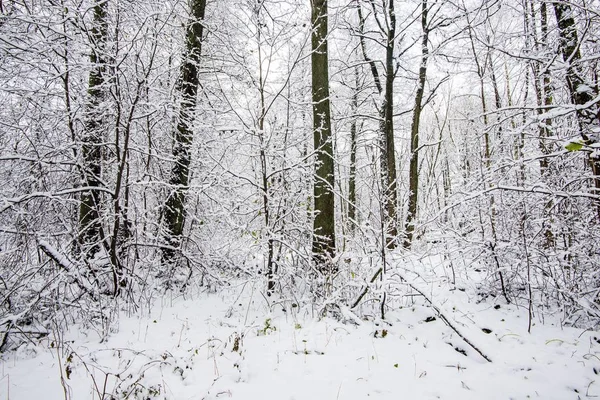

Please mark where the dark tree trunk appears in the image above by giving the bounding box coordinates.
[311,0,336,271]
[535,1,553,175]
[357,0,398,248]
[554,3,600,220]
[381,0,398,249]
[529,0,555,246]
[404,0,429,248]
[79,0,108,259]
[162,0,207,265]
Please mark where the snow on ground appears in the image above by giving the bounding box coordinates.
[2,256,599,399]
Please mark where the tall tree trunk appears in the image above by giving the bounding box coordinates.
[311,0,336,271]
[466,12,509,303]
[79,0,108,259]
[255,14,275,295]
[381,0,398,249]
[348,66,359,230]
[529,0,555,246]
[553,2,600,220]
[404,0,429,248]
[162,0,207,265]
[534,1,553,174]
[357,0,398,248]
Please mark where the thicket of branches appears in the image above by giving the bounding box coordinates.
[1,0,599,351]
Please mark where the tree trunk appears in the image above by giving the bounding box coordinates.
[381,0,398,249]
[311,0,336,271]
[348,66,359,230]
[553,2,600,221]
[529,0,555,246]
[466,12,509,302]
[79,0,108,259]
[535,1,553,175]
[404,0,429,248]
[162,0,207,266]
[357,0,398,248]
[255,14,275,295]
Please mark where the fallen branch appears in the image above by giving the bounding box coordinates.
[38,240,98,299]
[350,267,382,309]
[400,274,493,363]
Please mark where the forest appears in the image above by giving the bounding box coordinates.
[1,0,600,398]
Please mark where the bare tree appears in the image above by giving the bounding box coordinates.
[403,0,429,248]
[356,0,400,248]
[348,65,360,230]
[553,2,600,220]
[79,0,109,259]
[311,0,336,272]
[162,0,207,267]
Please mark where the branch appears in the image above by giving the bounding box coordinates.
[351,267,382,309]
[1,186,115,214]
[397,272,493,363]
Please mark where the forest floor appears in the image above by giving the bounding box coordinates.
[1,254,599,399]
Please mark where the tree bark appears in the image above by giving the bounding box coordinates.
[255,13,275,294]
[553,2,600,221]
[357,0,398,248]
[535,1,553,175]
[348,66,359,230]
[311,0,336,271]
[162,0,207,265]
[404,0,429,248]
[528,0,555,246]
[381,0,398,249]
[79,0,108,259]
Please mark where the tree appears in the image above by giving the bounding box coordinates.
[207,0,311,294]
[162,0,207,267]
[356,0,399,248]
[311,0,336,271]
[528,0,555,246]
[553,2,600,220]
[79,0,109,259]
[403,0,429,248]
[403,0,459,248]
[347,66,360,230]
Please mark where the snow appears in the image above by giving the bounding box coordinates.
[576,85,593,95]
[2,257,599,400]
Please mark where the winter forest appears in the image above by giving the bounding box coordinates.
[1,0,600,398]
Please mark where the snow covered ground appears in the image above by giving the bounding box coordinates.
[2,256,599,399]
